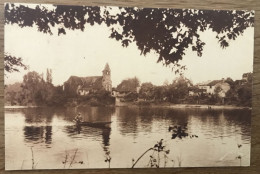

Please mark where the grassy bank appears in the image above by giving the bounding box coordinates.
[131,101,251,110]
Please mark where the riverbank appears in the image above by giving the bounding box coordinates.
[161,104,251,110]
[4,105,39,109]
[5,103,251,110]
[130,101,251,110]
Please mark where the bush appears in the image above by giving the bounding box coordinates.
[123,92,138,102]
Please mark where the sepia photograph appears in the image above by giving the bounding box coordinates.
[4,3,254,170]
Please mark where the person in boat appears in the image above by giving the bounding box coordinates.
[74,113,83,124]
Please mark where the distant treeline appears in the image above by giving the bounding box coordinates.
[5,71,114,107]
[115,75,252,107]
[5,71,67,106]
[5,71,252,107]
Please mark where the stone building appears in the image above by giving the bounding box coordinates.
[102,63,112,91]
[63,63,112,96]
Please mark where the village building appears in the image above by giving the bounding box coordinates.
[193,78,231,97]
[63,63,112,96]
[242,73,251,81]
[235,72,252,85]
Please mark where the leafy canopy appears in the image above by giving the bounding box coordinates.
[5,3,254,69]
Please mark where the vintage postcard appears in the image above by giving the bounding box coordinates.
[4,3,254,170]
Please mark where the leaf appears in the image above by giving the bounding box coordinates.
[58,28,66,35]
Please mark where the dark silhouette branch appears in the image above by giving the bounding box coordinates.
[5,3,254,69]
[4,54,28,74]
[131,147,153,168]
[69,148,78,168]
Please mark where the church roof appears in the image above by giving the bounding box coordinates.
[65,76,103,89]
[103,63,110,72]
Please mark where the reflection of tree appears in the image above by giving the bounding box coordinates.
[22,107,55,124]
[222,109,251,141]
[115,107,250,142]
[116,107,191,137]
[186,109,251,142]
[22,108,56,146]
[64,124,111,146]
[76,106,115,123]
[5,3,254,71]
[101,127,111,147]
[24,126,42,141]
[140,108,189,127]
[23,126,52,145]
[116,107,139,137]
[45,126,52,144]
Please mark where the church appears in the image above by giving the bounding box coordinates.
[63,63,112,96]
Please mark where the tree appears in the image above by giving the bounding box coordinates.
[4,82,23,105]
[5,3,254,71]
[237,85,252,106]
[225,74,252,106]
[171,76,192,101]
[187,85,204,104]
[153,86,168,101]
[139,82,154,100]
[117,77,140,92]
[51,85,67,106]
[214,85,222,95]
[246,72,253,84]
[225,87,238,105]
[225,77,235,87]
[21,71,55,105]
[21,71,43,104]
[46,68,53,84]
[4,54,28,75]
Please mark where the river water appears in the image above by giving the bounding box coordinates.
[5,106,251,170]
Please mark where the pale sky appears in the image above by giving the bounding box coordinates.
[4,5,254,87]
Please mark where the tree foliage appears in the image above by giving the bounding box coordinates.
[225,73,252,106]
[116,77,140,92]
[22,71,46,104]
[137,75,252,106]
[5,71,66,106]
[138,76,193,103]
[139,82,155,100]
[46,68,53,84]
[5,3,254,69]
[4,54,28,74]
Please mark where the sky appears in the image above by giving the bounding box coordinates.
[4,5,254,87]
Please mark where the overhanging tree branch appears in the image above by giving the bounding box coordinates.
[4,54,28,74]
[5,3,254,69]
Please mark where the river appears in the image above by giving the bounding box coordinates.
[5,106,251,170]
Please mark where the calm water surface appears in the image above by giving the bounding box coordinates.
[5,106,251,170]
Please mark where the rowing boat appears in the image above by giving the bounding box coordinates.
[74,120,112,128]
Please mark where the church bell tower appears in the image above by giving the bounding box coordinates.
[102,63,112,91]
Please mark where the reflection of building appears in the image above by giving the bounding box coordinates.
[63,63,112,96]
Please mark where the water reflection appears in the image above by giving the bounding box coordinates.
[5,106,251,169]
[23,126,52,146]
[12,106,252,148]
